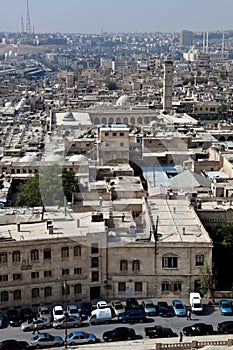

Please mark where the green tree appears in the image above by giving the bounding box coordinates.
[199,263,214,298]
[217,103,227,121]
[106,81,118,91]
[17,165,80,207]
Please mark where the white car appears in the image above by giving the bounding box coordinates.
[52,305,64,321]
[67,305,80,318]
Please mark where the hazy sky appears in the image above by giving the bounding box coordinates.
[1,0,233,34]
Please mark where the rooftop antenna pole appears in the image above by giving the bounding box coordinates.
[21,14,24,33]
[202,32,205,53]
[26,0,32,35]
[206,31,209,53]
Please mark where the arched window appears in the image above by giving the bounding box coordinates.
[161,281,171,292]
[13,290,21,301]
[31,249,39,261]
[132,260,140,271]
[44,287,52,297]
[74,284,82,294]
[32,288,40,299]
[12,251,20,262]
[120,260,128,271]
[1,291,8,302]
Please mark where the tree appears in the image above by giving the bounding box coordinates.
[17,165,80,207]
[217,103,227,121]
[105,81,118,91]
[199,263,214,298]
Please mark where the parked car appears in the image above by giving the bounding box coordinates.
[80,302,92,321]
[103,326,136,342]
[145,325,177,338]
[0,340,29,350]
[219,299,232,315]
[53,316,82,329]
[118,309,146,323]
[21,318,51,332]
[109,300,125,316]
[67,305,80,318]
[20,308,35,322]
[218,321,233,334]
[125,298,140,311]
[66,331,97,345]
[157,301,172,317]
[141,300,157,316]
[7,309,21,327]
[171,299,187,317]
[30,332,64,348]
[37,306,51,321]
[52,305,64,321]
[183,323,214,336]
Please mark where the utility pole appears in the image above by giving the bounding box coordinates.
[63,281,68,349]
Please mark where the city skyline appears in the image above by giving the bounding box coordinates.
[1,0,233,34]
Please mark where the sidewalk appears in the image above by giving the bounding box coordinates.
[49,334,233,350]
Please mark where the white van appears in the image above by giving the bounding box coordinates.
[89,305,112,325]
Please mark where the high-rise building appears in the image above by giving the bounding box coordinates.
[180,30,193,48]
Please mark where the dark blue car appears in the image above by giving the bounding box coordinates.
[118,309,146,323]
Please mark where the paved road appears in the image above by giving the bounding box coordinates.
[1,302,233,349]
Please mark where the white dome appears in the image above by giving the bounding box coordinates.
[69,154,88,162]
[19,154,40,163]
[63,111,75,121]
[116,95,131,106]
[44,154,63,162]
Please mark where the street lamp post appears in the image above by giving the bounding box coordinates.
[63,281,68,349]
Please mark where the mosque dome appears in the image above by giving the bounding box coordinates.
[44,154,63,162]
[68,154,88,162]
[19,154,40,163]
[116,95,131,106]
[62,111,75,121]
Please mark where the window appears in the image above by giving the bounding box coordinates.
[91,271,99,282]
[61,247,69,258]
[162,281,171,291]
[43,248,51,259]
[74,268,82,275]
[31,271,39,279]
[1,291,8,302]
[105,132,109,136]
[120,260,128,271]
[32,288,40,299]
[62,284,70,296]
[120,132,124,136]
[91,243,99,254]
[196,254,204,266]
[13,274,21,280]
[118,282,126,292]
[135,282,142,292]
[44,287,52,297]
[91,257,99,268]
[74,245,81,257]
[31,249,39,261]
[112,132,117,136]
[13,290,21,301]
[162,256,178,268]
[62,269,69,276]
[44,271,52,277]
[174,281,182,291]
[74,283,82,294]
[0,275,8,282]
[132,260,140,271]
[12,251,20,262]
[120,142,124,147]
[0,252,7,263]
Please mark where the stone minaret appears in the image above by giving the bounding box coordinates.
[163,58,173,114]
